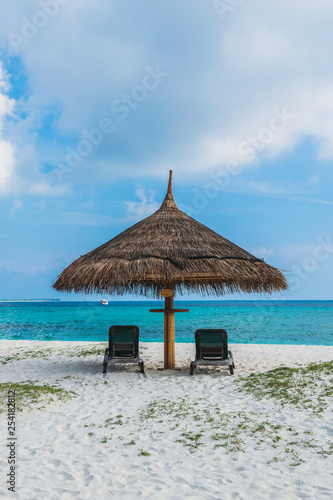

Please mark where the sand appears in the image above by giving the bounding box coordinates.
[0,340,333,500]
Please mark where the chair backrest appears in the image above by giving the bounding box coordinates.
[195,329,228,360]
[109,325,139,358]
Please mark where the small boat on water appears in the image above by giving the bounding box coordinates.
[100,299,108,305]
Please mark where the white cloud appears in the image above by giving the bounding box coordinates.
[56,211,114,226]
[0,139,15,194]
[28,181,69,196]
[287,196,333,206]
[1,0,333,188]
[228,180,333,205]
[125,184,159,220]
[0,64,16,195]
[307,175,320,186]
[0,59,72,198]
[10,198,23,215]
[252,247,274,259]
[245,181,298,196]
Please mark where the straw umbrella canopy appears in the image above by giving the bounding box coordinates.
[53,171,287,368]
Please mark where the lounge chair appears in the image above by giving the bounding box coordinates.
[102,325,145,374]
[190,329,235,375]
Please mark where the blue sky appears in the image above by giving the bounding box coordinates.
[0,0,333,300]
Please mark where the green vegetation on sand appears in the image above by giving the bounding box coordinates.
[237,360,333,416]
[0,381,77,412]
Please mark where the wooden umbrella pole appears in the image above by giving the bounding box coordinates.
[162,280,174,369]
[164,291,175,369]
[149,279,188,370]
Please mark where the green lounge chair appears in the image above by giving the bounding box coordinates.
[102,325,145,374]
[190,329,235,375]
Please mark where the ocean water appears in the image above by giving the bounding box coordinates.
[0,301,332,345]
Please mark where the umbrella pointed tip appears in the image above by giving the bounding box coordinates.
[160,170,178,210]
[167,170,173,195]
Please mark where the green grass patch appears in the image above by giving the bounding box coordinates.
[101,436,112,443]
[237,361,333,416]
[137,395,333,463]
[0,381,77,412]
[86,394,333,465]
[103,414,124,428]
[66,345,107,358]
[0,344,107,365]
[138,450,151,456]
[0,348,54,364]
[124,439,136,446]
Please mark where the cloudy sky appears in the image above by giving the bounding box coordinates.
[0,0,333,300]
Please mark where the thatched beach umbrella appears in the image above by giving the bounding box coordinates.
[53,171,287,368]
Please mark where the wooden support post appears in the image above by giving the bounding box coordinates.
[164,294,175,369]
[149,284,189,370]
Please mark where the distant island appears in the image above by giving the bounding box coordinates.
[0,299,61,302]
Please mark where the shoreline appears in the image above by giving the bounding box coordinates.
[2,339,333,347]
[2,341,333,371]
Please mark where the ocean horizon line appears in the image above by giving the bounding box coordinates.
[1,298,333,303]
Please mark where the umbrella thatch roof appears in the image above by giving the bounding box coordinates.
[53,171,287,297]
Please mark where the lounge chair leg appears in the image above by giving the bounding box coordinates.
[102,362,107,374]
[139,361,145,374]
[190,363,195,375]
[229,350,235,369]
[229,365,234,375]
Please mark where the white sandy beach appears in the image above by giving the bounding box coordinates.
[1,341,333,500]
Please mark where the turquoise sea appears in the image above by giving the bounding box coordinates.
[0,301,332,345]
